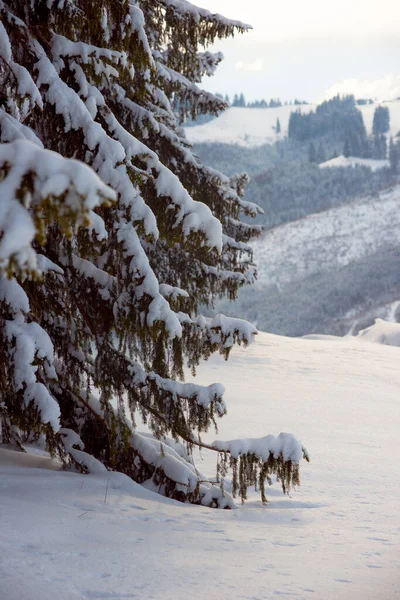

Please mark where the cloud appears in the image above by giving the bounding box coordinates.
[235,57,264,72]
[323,74,400,102]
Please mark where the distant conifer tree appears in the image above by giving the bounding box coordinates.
[372,106,390,135]
[308,142,317,163]
[389,137,400,172]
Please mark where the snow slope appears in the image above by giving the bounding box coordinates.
[320,155,389,171]
[1,331,400,600]
[252,184,400,288]
[186,100,400,147]
[306,317,400,346]
[186,104,313,147]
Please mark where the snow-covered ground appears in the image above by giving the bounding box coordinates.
[320,155,389,171]
[1,330,400,600]
[186,100,400,147]
[252,184,400,288]
[306,318,400,345]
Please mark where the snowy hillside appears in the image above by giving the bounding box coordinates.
[1,330,400,600]
[215,183,400,336]
[187,104,313,146]
[253,184,400,288]
[186,100,400,147]
[320,155,389,171]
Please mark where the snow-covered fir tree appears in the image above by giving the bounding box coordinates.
[0,0,308,507]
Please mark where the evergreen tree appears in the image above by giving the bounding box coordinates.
[317,141,326,163]
[343,137,351,158]
[389,137,399,172]
[372,106,390,135]
[308,142,317,163]
[276,118,281,134]
[372,134,387,160]
[0,1,307,506]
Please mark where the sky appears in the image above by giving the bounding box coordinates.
[197,0,400,103]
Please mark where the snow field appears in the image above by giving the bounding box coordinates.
[320,155,390,171]
[1,330,400,599]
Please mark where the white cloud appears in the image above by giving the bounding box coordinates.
[235,57,264,72]
[323,74,400,102]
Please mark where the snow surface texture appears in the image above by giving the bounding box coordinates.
[252,184,400,289]
[186,100,400,147]
[1,331,400,600]
[320,155,390,171]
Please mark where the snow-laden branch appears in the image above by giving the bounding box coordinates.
[0,140,115,276]
[5,311,60,431]
[0,109,43,146]
[212,433,309,464]
[156,60,226,111]
[156,0,252,31]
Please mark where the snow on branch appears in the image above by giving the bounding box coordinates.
[102,108,223,250]
[202,165,264,218]
[5,313,60,431]
[0,140,116,276]
[34,47,223,250]
[0,109,43,146]
[156,60,226,112]
[208,314,257,348]
[212,433,309,501]
[126,355,227,417]
[157,0,252,31]
[115,219,183,338]
[52,34,129,67]
[196,51,224,79]
[212,433,307,463]
[0,21,42,110]
[60,428,108,474]
[130,430,234,508]
[222,233,252,253]
[0,275,29,314]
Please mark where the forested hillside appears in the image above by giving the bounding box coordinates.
[215,185,400,336]
[188,97,400,335]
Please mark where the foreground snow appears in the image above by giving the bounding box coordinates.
[186,100,400,147]
[1,331,400,599]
